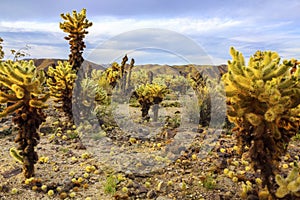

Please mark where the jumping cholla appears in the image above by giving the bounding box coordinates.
[222,47,300,197]
[0,60,49,178]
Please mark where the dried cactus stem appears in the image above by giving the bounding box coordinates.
[126,58,135,92]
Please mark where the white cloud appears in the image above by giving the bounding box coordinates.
[1,15,300,64]
[0,21,60,33]
[28,44,68,59]
[87,17,242,41]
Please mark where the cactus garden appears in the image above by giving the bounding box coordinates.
[0,7,300,200]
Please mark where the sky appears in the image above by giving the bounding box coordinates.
[1,0,300,65]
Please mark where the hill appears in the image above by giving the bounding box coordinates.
[24,58,106,72]
[132,64,228,78]
[24,58,227,78]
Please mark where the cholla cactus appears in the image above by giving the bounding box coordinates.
[0,60,49,178]
[91,68,103,81]
[188,72,211,127]
[80,77,108,117]
[81,78,107,106]
[275,167,300,198]
[100,62,122,89]
[131,70,149,86]
[169,75,189,94]
[222,47,300,196]
[60,8,92,72]
[134,83,168,120]
[98,55,133,95]
[46,61,77,121]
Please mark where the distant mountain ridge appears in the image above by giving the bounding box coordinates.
[27,58,227,78]
[25,58,106,71]
[131,64,228,78]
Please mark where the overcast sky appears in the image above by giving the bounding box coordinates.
[1,0,300,65]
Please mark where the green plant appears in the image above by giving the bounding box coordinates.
[99,62,121,92]
[84,77,108,105]
[46,61,77,121]
[98,55,134,96]
[104,175,118,194]
[79,77,108,118]
[60,8,93,72]
[163,114,181,129]
[131,69,149,86]
[133,83,168,121]
[275,166,300,198]
[93,102,117,130]
[203,173,217,190]
[59,8,93,125]
[0,60,49,178]
[293,132,300,141]
[153,74,189,94]
[222,47,300,197]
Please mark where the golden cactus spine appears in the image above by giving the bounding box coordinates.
[222,47,300,197]
[0,60,49,178]
[60,8,93,72]
[46,61,76,121]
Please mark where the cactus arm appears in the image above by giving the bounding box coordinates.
[0,101,24,117]
[9,147,23,164]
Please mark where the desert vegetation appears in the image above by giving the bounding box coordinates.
[0,8,299,200]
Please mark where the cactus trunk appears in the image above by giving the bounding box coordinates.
[13,105,46,178]
[152,104,159,122]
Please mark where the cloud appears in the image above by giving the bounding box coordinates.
[0,17,241,64]
[85,28,215,65]
[1,0,300,64]
[88,17,241,40]
[0,21,60,33]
